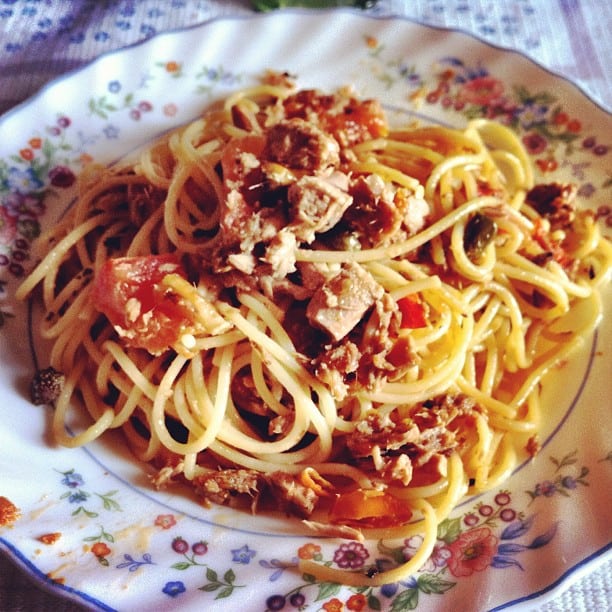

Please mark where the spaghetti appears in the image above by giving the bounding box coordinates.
[17,76,612,585]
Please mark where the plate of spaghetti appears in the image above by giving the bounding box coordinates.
[1,9,610,612]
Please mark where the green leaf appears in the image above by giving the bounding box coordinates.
[315,581,342,601]
[437,516,462,544]
[224,568,236,584]
[368,593,382,610]
[206,567,218,582]
[171,561,193,571]
[215,587,234,599]
[376,540,405,564]
[42,138,55,158]
[416,573,456,595]
[469,106,494,119]
[199,583,220,592]
[391,587,419,611]
[99,491,121,512]
[551,450,578,471]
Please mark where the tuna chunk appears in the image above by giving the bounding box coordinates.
[306,263,384,342]
[288,173,353,243]
[264,118,340,174]
[267,471,318,518]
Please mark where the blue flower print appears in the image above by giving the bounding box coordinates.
[69,32,85,45]
[259,557,298,581]
[103,124,120,139]
[162,581,186,597]
[231,545,256,564]
[140,24,156,37]
[6,166,44,194]
[67,490,89,504]
[60,469,85,489]
[108,80,121,93]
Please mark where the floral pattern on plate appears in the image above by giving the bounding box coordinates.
[0,11,610,612]
[11,447,608,611]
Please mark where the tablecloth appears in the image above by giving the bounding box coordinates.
[0,1,610,610]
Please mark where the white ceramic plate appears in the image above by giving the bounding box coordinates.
[1,10,610,611]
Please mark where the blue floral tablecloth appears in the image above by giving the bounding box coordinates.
[0,1,610,610]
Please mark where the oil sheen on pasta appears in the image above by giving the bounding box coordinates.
[17,74,612,585]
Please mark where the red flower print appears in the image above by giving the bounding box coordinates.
[298,542,321,560]
[347,593,367,611]
[19,148,34,161]
[553,111,569,125]
[536,158,558,173]
[323,598,344,612]
[154,513,177,530]
[522,132,548,155]
[457,76,505,106]
[91,542,111,558]
[446,527,498,577]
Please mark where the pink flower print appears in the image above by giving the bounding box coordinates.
[333,541,369,570]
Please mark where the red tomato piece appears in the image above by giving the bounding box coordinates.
[323,98,388,146]
[397,296,427,329]
[329,489,412,528]
[92,254,194,354]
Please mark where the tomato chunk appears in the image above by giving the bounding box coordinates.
[397,296,427,329]
[329,489,412,528]
[92,254,194,354]
[323,98,388,145]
